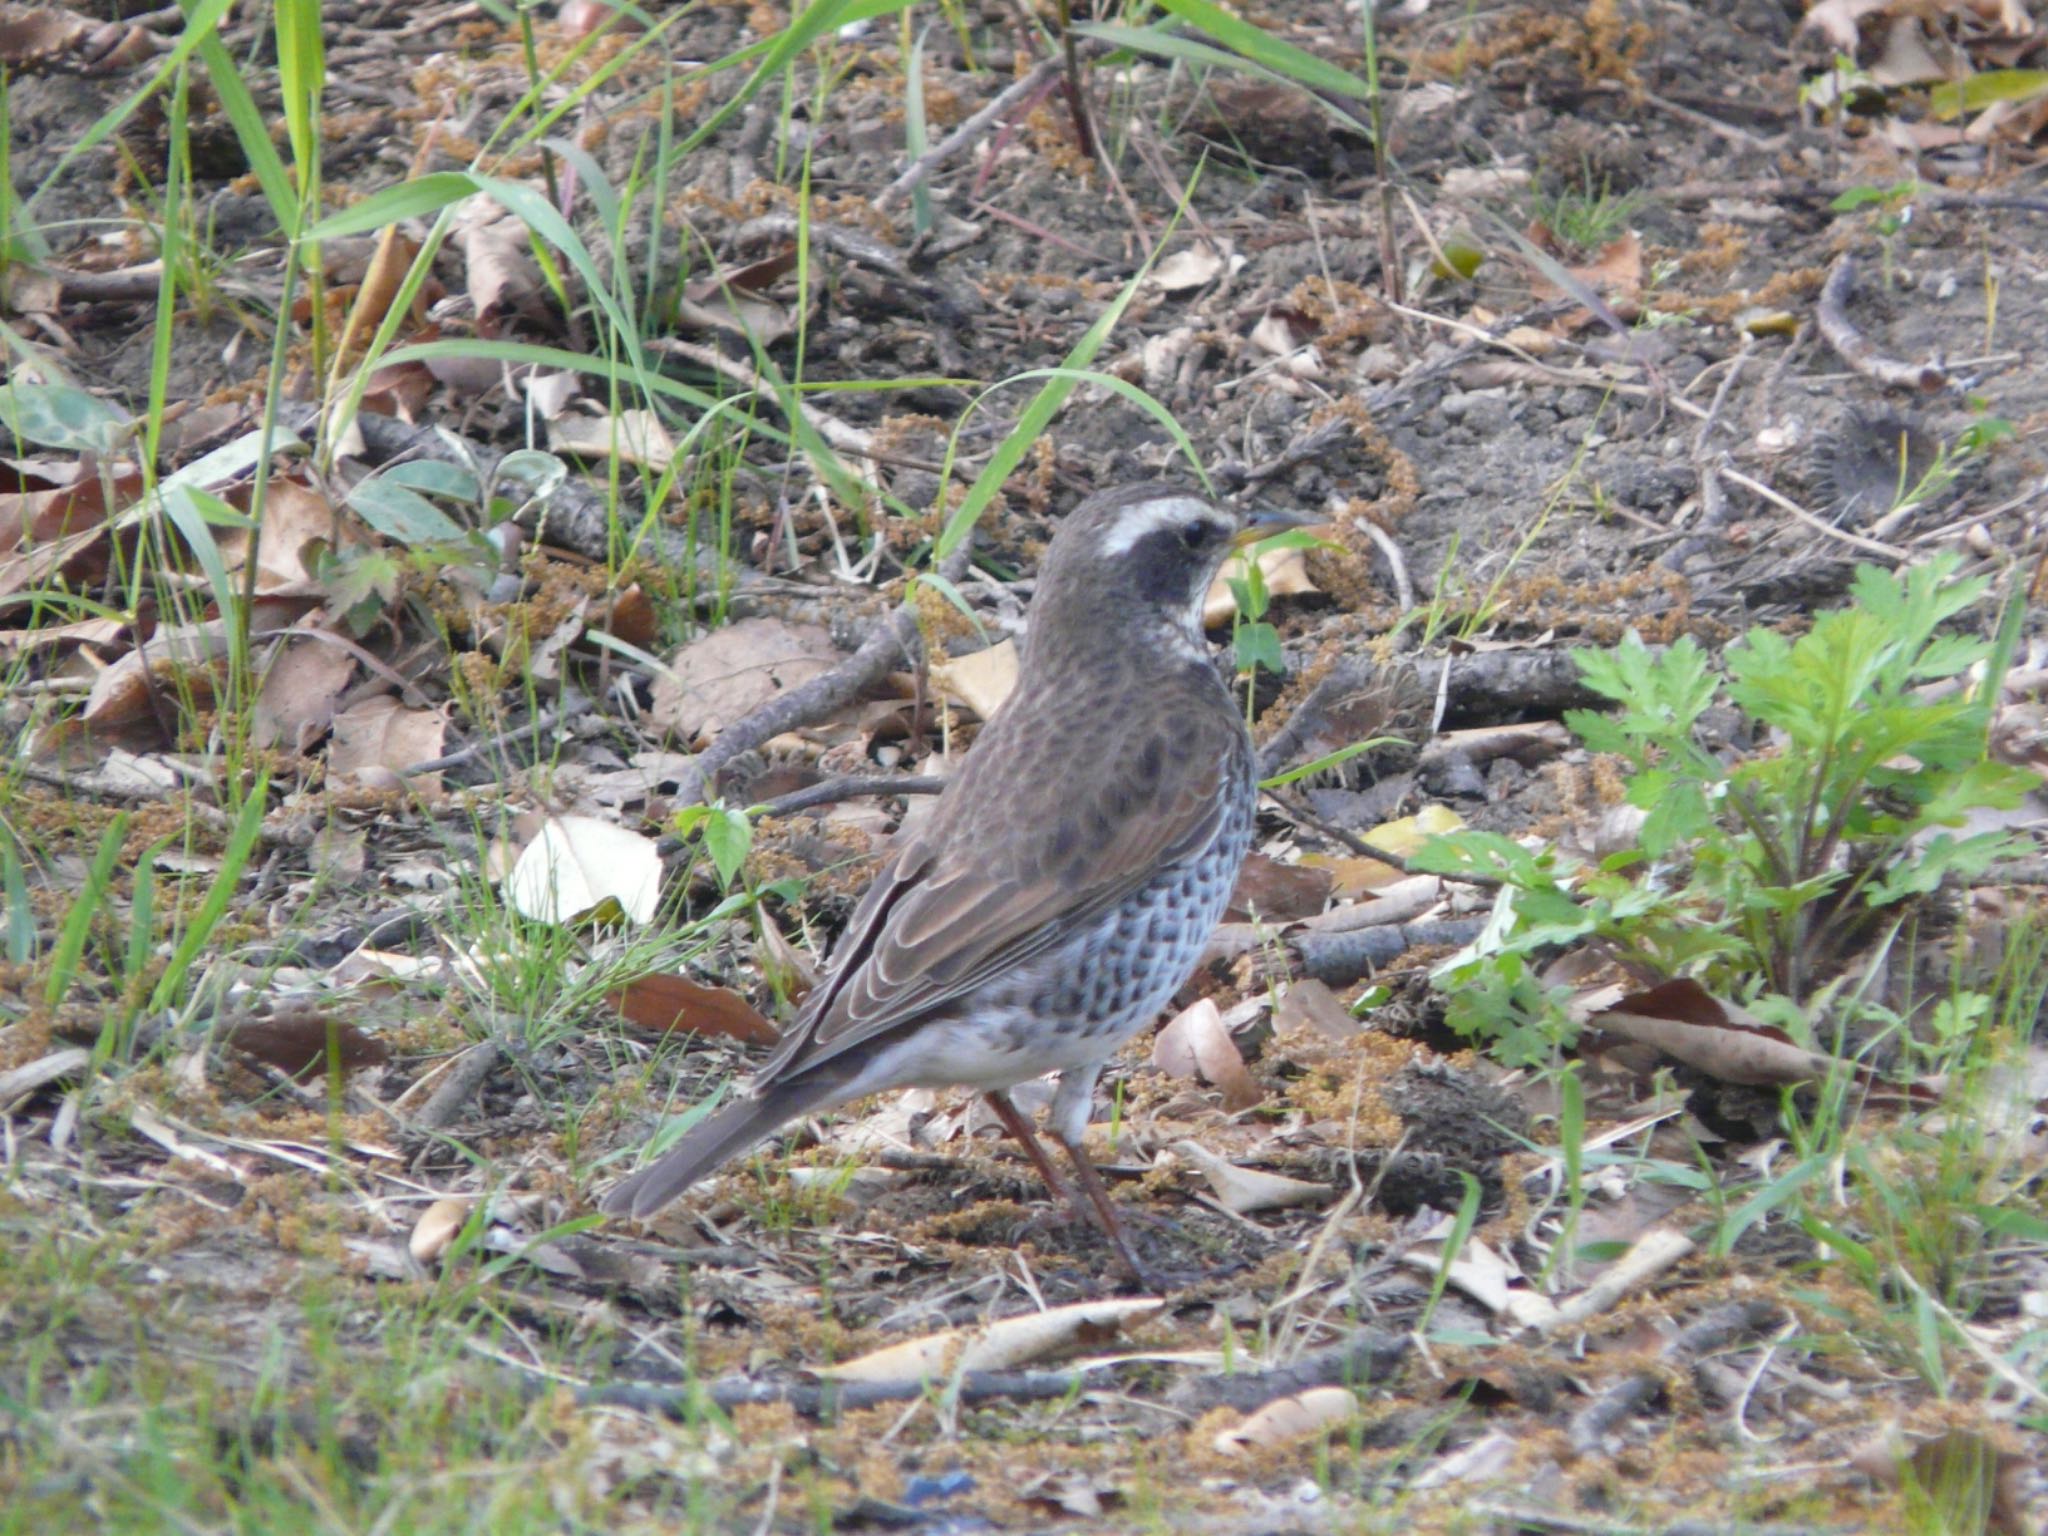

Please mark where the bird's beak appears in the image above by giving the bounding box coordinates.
[1231,507,1323,549]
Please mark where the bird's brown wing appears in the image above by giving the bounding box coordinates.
[754,697,1246,1086]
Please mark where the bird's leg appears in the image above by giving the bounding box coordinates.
[985,1081,1158,1288]
[981,1090,1083,1215]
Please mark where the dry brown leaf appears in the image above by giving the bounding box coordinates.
[1870,14,1952,85]
[593,583,658,649]
[1151,998,1263,1112]
[219,477,346,593]
[80,614,264,741]
[328,694,448,791]
[409,1197,473,1265]
[1213,1387,1359,1455]
[252,634,357,753]
[1147,240,1228,294]
[335,227,425,368]
[1226,851,1334,922]
[223,1011,390,1080]
[930,639,1019,720]
[1273,977,1360,1040]
[650,617,840,746]
[454,194,544,323]
[1171,1140,1335,1214]
[559,0,645,37]
[1299,805,1465,896]
[0,465,138,600]
[1202,544,1320,626]
[549,410,679,472]
[606,972,780,1046]
[1588,978,1844,1088]
[1801,0,1890,52]
[819,1298,1164,1382]
[678,245,803,345]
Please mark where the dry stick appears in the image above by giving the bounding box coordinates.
[648,339,874,459]
[400,696,582,779]
[1720,464,1909,563]
[1815,253,1951,394]
[408,1039,504,1132]
[673,551,969,808]
[875,54,1068,212]
[754,772,944,818]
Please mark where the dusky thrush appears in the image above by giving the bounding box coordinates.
[602,484,1303,1280]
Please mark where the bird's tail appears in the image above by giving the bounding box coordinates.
[598,1074,848,1221]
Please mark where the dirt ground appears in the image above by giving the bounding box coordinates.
[2,0,2046,1531]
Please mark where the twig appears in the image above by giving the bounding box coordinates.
[401,698,581,778]
[1719,464,1909,563]
[754,773,945,818]
[875,55,1069,212]
[584,1367,1093,1416]
[673,552,969,808]
[1815,254,1949,394]
[405,1040,504,1132]
[648,339,874,458]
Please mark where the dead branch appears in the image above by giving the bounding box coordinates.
[1815,254,1949,394]
[875,55,1070,212]
[674,552,968,808]
[755,772,945,818]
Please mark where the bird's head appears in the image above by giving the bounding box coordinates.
[1027,484,1309,662]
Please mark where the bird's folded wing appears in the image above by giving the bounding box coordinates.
[758,719,1242,1083]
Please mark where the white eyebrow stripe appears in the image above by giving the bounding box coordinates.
[1096,496,1221,557]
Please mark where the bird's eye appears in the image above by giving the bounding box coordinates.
[1179,519,1217,549]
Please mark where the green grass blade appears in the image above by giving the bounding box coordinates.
[46,815,130,1008]
[1075,18,1371,135]
[2,835,35,965]
[192,33,295,228]
[148,775,268,1014]
[934,169,1204,562]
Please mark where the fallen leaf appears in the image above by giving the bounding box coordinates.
[1227,852,1333,922]
[1214,1387,1359,1454]
[252,633,356,753]
[329,694,448,791]
[1800,0,1888,53]
[1147,240,1227,294]
[1301,805,1466,896]
[409,1197,473,1265]
[1151,998,1263,1111]
[1202,543,1320,627]
[1273,977,1360,1040]
[607,972,780,1046]
[819,1298,1164,1382]
[1588,978,1846,1088]
[650,618,840,747]
[1171,1140,1335,1214]
[930,639,1018,720]
[223,1012,390,1080]
[549,409,679,471]
[505,813,662,926]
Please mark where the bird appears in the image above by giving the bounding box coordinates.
[602,483,1305,1281]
